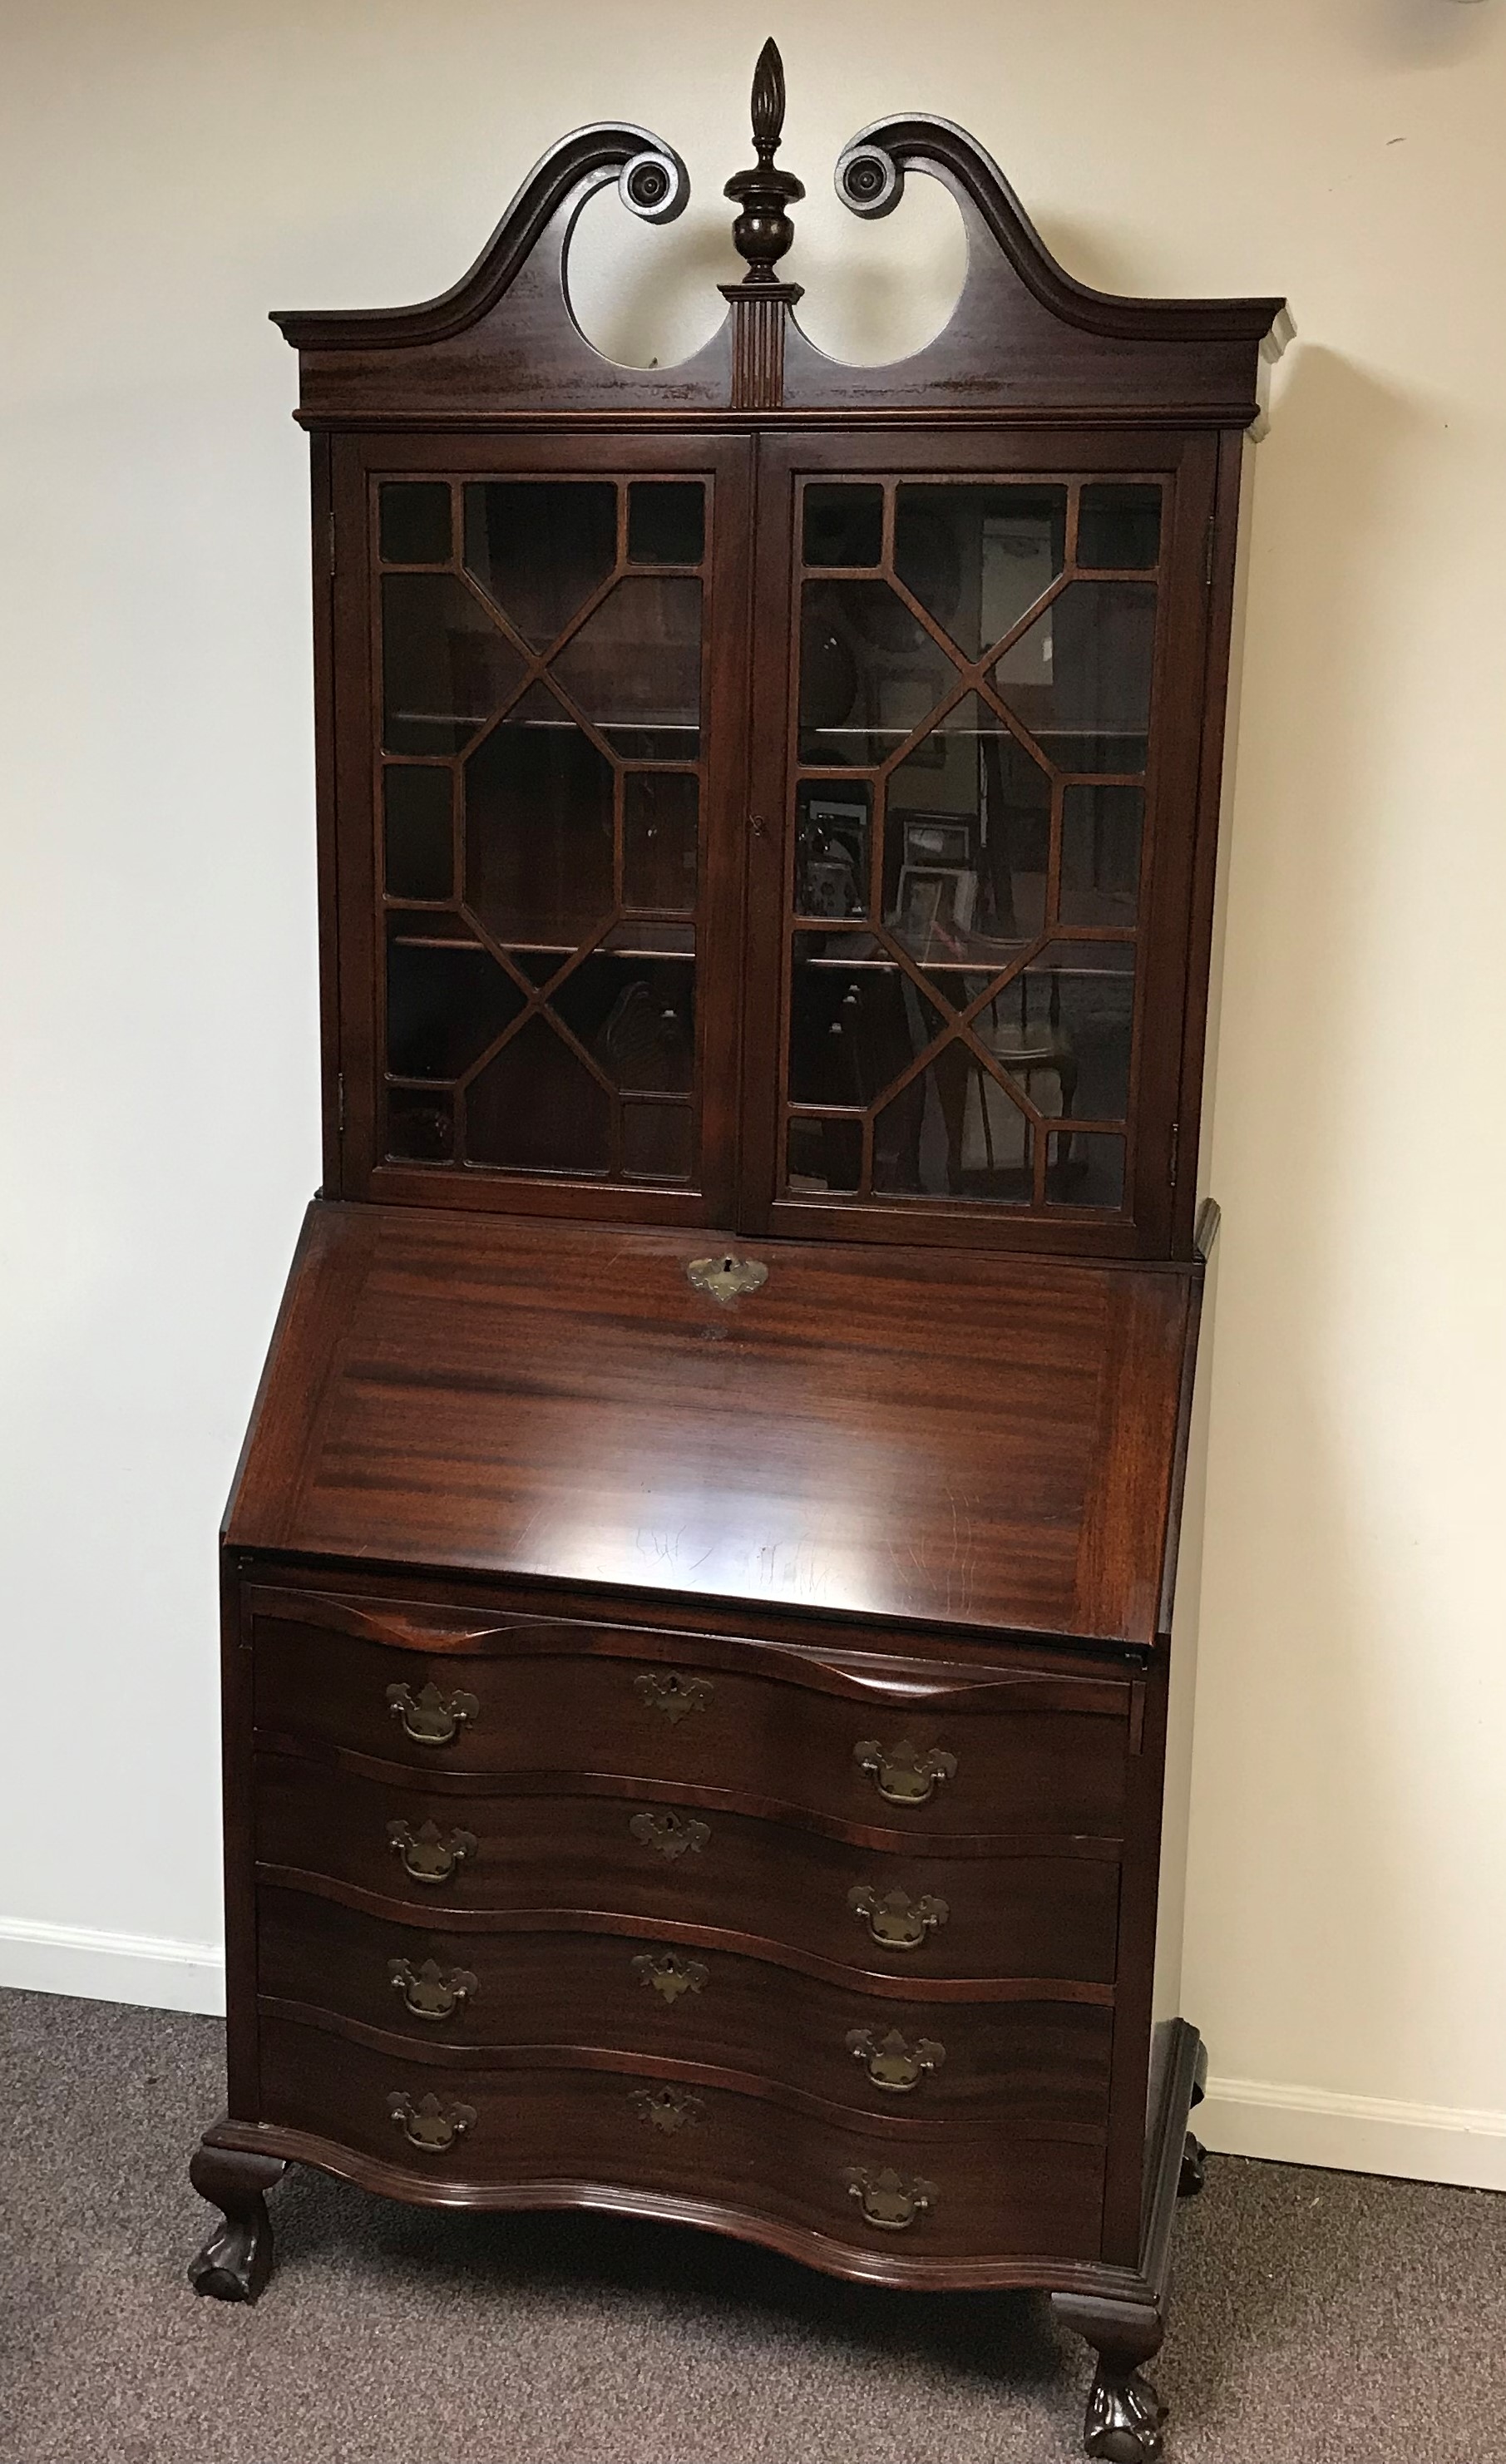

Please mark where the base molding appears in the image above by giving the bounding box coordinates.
[1202,2073,1506,2193]
[0,1916,225,2016]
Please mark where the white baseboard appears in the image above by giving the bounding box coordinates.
[0,1915,225,2017]
[1202,2072,1506,2193]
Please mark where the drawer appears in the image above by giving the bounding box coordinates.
[250,1598,1131,1843]
[257,2015,1106,2266]
[257,1884,1113,2131]
[254,1755,1120,1983]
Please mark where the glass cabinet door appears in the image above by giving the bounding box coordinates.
[340,439,750,1217]
[745,440,1214,1251]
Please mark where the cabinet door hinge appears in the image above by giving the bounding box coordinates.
[1168,1119,1180,1187]
[328,512,337,578]
[1203,513,1216,588]
[336,1072,347,1135]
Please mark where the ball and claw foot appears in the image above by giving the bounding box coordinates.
[1178,2131,1207,2199]
[1084,2364,1169,2463]
[187,2144,287,2303]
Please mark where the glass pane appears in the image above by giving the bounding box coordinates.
[991,581,1155,775]
[798,580,958,767]
[382,575,524,754]
[787,1114,862,1193]
[1048,1129,1125,1208]
[623,773,698,913]
[788,939,946,1108]
[463,481,617,647]
[973,941,1135,1121]
[884,696,1050,960]
[383,766,453,901]
[465,1015,611,1173]
[464,691,614,947]
[1059,784,1143,927]
[548,955,694,1094]
[380,482,452,565]
[551,576,702,759]
[385,931,524,1079]
[1077,484,1161,570]
[895,485,1066,660]
[622,1102,693,1181]
[386,1085,454,1163]
[795,783,872,921]
[872,1047,1033,1202]
[803,483,883,569]
[628,482,704,566]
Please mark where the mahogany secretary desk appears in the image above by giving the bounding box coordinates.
[189,47,1287,2462]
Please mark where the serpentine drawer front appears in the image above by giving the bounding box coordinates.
[256,1884,1116,2129]
[253,1755,1122,1984]
[256,2017,1108,2265]
[249,1600,1134,1843]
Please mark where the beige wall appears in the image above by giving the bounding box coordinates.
[2,0,1504,2180]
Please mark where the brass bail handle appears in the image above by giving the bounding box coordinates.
[853,1738,958,1806]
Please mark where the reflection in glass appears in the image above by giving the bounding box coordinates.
[548,956,694,1094]
[628,482,704,566]
[386,1085,454,1163]
[975,941,1135,1122]
[1060,785,1143,927]
[622,1102,693,1181]
[384,766,453,901]
[795,782,871,921]
[551,576,702,759]
[787,1114,862,1193]
[798,580,958,767]
[788,939,946,1109]
[1048,1128,1125,1208]
[895,484,1066,660]
[385,931,524,1079]
[463,481,616,646]
[872,1048,1033,1202]
[465,1015,611,1173]
[380,482,452,565]
[991,581,1155,775]
[803,483,883,569]
[884,696,1049,958]
[1077,484,1161,570]
[382,575,524,754]
[623,773,699,914]
[465,690,614,945]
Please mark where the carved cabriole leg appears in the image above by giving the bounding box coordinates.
[1051,2293,1167,2464]
[1178,2133,1207,2199]
[188,2141,288,2303]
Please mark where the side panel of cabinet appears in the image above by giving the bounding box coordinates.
[325,430,754,1225]
[739,427,1222,1258]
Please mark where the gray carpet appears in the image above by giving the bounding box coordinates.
[4,1987,1502,2464]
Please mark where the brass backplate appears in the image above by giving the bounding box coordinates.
[685,1253,768,1303]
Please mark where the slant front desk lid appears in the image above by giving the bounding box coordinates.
[227,1202,1200,1647]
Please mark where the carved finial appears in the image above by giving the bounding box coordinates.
[750,37,785,161]
[724,37,804,287]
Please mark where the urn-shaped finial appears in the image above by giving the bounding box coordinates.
[724,37,804,287]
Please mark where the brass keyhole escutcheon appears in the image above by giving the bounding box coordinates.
[847,1884,949,1950]
[843,2165,938,2231]
[846,2026,946,2094]
[386,1681,480,1747]
[388,1957,477,2022]
[630,2085,704,2134]
[388,2091,476,2152]
[685,1253,768,1303]
[386,1819,477,1884]
[853,1738,957,1806]
[632,1950,709,2004]
[635,1671,714,1725]
[630,1810,711,1861]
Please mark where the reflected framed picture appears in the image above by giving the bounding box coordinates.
[896,864,977,948]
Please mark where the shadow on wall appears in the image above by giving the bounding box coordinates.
[1350,0,1501,68]
[1190,340,1453,2091]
